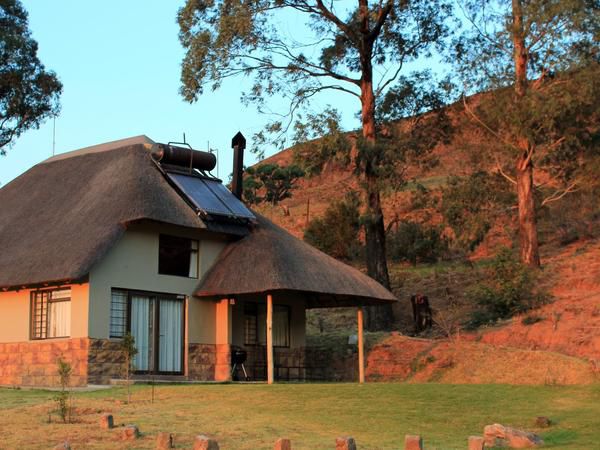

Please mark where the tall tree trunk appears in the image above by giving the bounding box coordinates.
[359,30,393,330]
[516,151,540,266]
[512,0,541,267]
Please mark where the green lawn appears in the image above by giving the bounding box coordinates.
[0,383,598,449]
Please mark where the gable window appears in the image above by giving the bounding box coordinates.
[244,302,290,347]
[158,234,199,278]
[31,288,71,339]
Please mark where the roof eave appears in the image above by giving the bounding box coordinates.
[193,287,397,308]
[0,274,89,293]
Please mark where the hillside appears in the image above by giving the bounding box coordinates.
[248,99,599,384]
[365,239,600,384]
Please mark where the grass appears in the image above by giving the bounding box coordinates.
[0,383,598,449]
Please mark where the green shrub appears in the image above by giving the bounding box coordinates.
[304,192,362,260]
[387,221,447,265]
[120,332,138,404]
[465,248,549,329]
[54,357,72,423]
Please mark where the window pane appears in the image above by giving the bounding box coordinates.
[110,290,128,338]
[131,296,153,372]
[52,289,71,300]
[48,300,70,338]
[189,245,198,278]
[158,299,183,373]
[32,291,48,339]
[244,302,257,345]
[158,235,198,278]
[31,289,71,340]
[256,304,290,347]
[273,305,290,347]
[258,306,267,346]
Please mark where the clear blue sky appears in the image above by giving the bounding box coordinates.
[1,1,448,186]
[0,0,359,186]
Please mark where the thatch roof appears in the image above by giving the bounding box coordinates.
[1,135,396,308]
[195,215,397,307]
[0,136,208,289]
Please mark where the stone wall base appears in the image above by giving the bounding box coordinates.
[0,339,89,387]
[88,339,126,385]
[188,343,217,381]
[0,340,355,386]
[0,339,223,387]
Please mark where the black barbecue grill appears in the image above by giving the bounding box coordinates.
[230,347,249,381]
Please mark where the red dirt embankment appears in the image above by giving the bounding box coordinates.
[366,241,600,384]
[479,241,600,361]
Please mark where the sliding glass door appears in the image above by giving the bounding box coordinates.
[111,290,185,375]
[131,295,154,372]
[158,298,184,373]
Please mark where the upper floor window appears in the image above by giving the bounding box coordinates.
[30,288,71,340]
[158,234,199,278]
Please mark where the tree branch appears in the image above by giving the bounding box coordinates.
[494,154,517,185]
[541,181,579,206]
[368,0,394,42]
[462,94,519,152]
[314,0,357,42]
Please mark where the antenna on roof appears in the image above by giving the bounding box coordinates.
[208,140,219,178]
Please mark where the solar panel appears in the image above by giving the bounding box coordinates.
[203,179,256,220]
[166,172,255,221]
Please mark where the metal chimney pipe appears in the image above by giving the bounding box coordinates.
[231,131,246,200]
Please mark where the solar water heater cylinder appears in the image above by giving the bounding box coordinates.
[151,144,217,171]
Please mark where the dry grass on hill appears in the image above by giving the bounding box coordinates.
[308,239,600,385]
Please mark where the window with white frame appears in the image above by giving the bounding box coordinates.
[158,234,199,278]
[31,288,71,339]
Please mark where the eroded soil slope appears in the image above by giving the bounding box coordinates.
[365,240,600,384]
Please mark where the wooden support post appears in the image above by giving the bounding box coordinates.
[357,307,365,384]
[267,293,274,384]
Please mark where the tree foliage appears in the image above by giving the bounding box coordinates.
[387,221,447,266]
[466,247,549,329]
[304,191,362,261]
[292,73,453,193]
[178,1,452,141]
[441,171,515,253]
[178,1,454,331]
[452,0,600,266]
[0,0,62,153]
[243,163,305,205]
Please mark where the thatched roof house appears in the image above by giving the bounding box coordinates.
[0,135,395,387]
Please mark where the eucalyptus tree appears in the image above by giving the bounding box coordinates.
[0,0,62,153]
[178,0,452,329]
[453,0,599,266]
